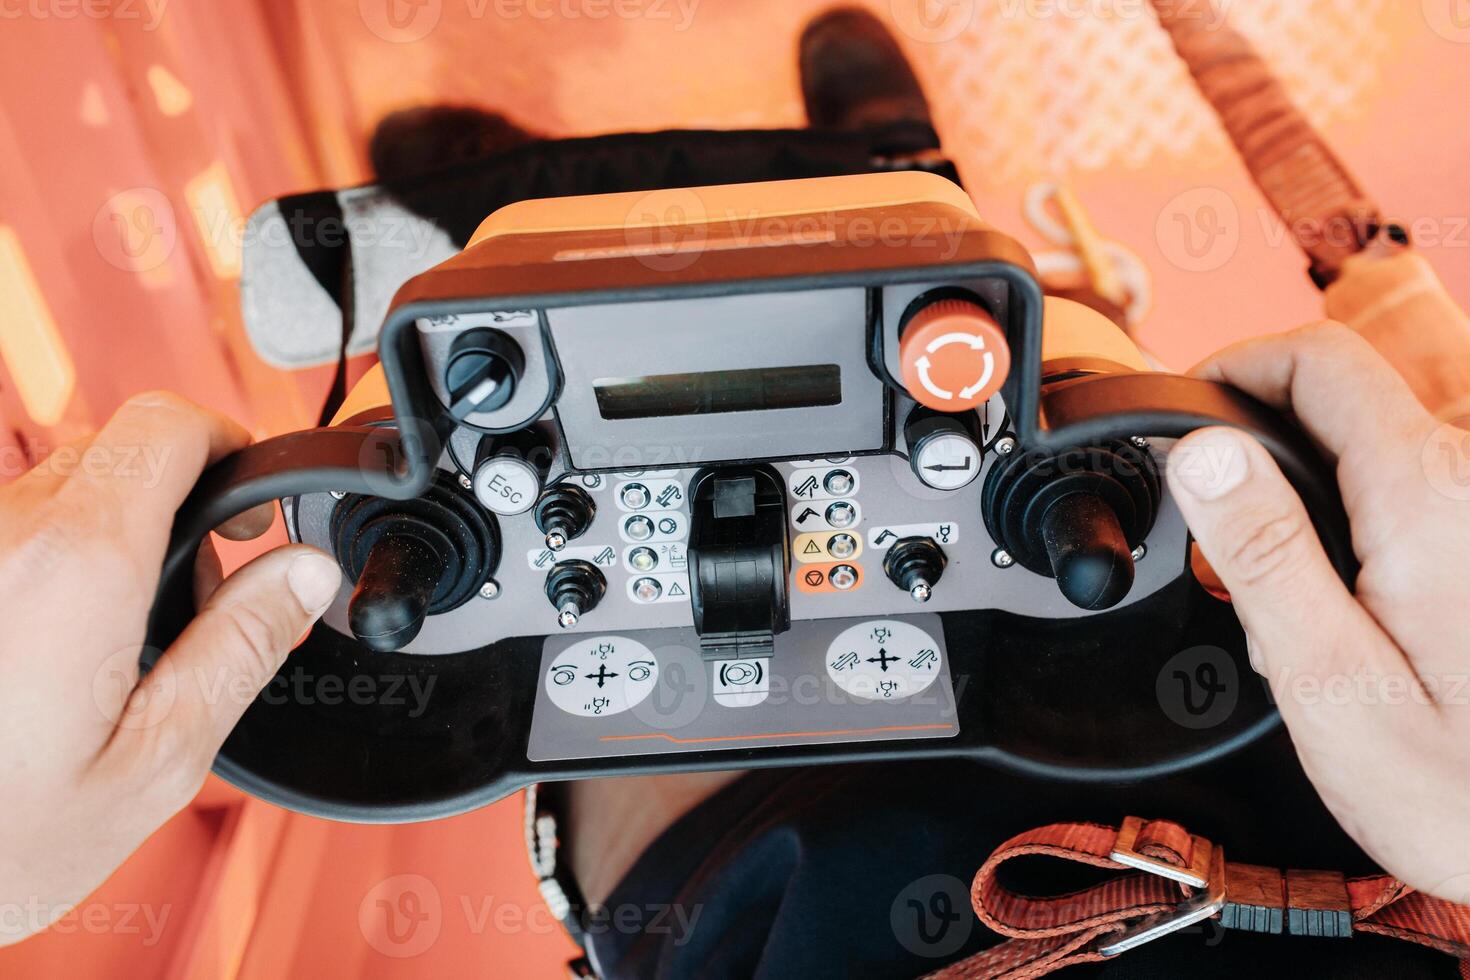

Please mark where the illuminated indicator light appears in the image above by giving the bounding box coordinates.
[633,577,663,603]
[625,515,655,541]
[146,64,194,117]
[620,483,651,509]
[826,501,857,528]
[629,547,658,572]
[823,469,855,495]
[184,161,244,279]
[0,227,76,426]
[797,562,864,594]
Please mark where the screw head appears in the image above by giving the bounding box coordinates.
[994,436,1018,456]
[992,548,1016,569]
[1131,543,1148,562]
[479,580,500,600]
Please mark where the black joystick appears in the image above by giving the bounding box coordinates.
[331,474,500,652]
[445,327,525,419]
[982,441,1160,611]
[883,537,947,603]
[1039,492,1136,612]
[534,484,596,551]
[348,532,446,653]
[545,560,607,629]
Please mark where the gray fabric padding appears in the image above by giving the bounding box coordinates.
[239,192,457,370]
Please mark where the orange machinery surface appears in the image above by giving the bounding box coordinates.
[1,1,1468,977]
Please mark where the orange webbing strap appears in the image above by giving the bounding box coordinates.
[928,818,1470,980]
[1149,0,1380,283]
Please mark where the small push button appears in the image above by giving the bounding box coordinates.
[898,298,1011,412]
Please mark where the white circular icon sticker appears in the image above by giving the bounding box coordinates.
[826,620,943,701]
[913,431,982,491]
[545,637,659,717]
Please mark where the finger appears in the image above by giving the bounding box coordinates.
[215,502,278,541]
[193,537,224,609]
[1166,426,1399,684]
[117,546,341,768]
[58,392,252,556]
[7,433,93,495]
[1192,323,1432,467]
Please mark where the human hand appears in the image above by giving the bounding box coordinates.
[0,393,341,946]
[1165,323,1470,901]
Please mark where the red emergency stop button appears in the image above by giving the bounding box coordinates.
[898,298,1011,412]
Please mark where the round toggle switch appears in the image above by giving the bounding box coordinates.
[898,297,1011,412]
[445,327,525,418]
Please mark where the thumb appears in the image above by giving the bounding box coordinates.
[135,545,341,758]
[1166,427,1384,679]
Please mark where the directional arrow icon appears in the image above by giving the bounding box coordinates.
[959,353,997,401]
[914,355,954,401]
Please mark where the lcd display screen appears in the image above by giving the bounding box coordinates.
[593,364,842,420]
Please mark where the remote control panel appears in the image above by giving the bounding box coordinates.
[145,173,1355,821]
[285,281,1186,657]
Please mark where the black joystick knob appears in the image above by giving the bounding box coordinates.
[982,441,1160,612]
[1039,492,1135,611]
[545,560,607,629]
[348,532,446,653]
[534,485,596,552]
[445,327,525,418]
[883,537,948,603]
[331,473,500,653]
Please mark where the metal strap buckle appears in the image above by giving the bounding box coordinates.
[1099,817,1228,957]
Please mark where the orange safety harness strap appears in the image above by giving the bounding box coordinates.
[929,818,1470,980]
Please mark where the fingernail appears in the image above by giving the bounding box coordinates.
[1171,429,1252,501]
[288,552,342,614]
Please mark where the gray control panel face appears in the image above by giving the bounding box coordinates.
[288,434,1185,655]
[526,614,958,762]
[291,280,1186,655]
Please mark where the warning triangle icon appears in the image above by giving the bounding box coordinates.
[669,582,686,597]
[803,540,822,555]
